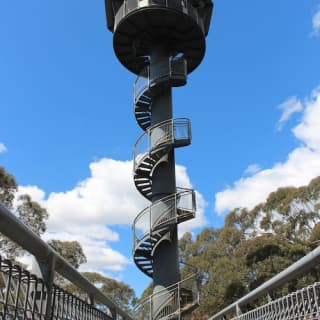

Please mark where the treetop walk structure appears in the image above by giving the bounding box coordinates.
[2,2,320,320]
[104,0,213,319]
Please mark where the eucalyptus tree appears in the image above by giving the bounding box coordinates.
[0,168,49,259]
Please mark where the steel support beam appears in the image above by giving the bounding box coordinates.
[150,45,180,316]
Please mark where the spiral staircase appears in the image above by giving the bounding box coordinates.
[104,0,213,318]
[131,60,200,319]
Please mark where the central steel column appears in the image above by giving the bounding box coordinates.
[150,45,180,311]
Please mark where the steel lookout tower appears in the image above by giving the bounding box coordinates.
[104,0,213,318]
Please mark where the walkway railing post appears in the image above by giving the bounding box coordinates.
[90,294,95,306]
[235,304,241,318]
[110,307,117,320]
[36,254,56,320]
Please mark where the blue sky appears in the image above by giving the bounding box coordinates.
[1,1,320,297]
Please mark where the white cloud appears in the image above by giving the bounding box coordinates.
[17,185,46,205]
[276,96,303,131]
[42,232,129,272]
[0,143,7,153]
[312,8,320,36]
[215,87,320,214]
[244,164,261,176]
[16,254,33,270]
[293,87,320,151]
[46,159,147,230]
[175,165,208,236]
[19,159,206,275]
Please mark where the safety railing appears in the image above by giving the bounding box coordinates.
[133,188,196,251]
[0,255,110,320]
[209,245,320,320]
[134,273,199,320]
[231,282,320,320]
[133,118,191,172]
[134,58,187,103]
[0,203,133,320]
[114,0,204,34]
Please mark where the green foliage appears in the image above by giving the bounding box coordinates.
[65,272,137,313]
[0,166,17,208]
[17,194,48,236]
[0,167,48,259]
[177,176,320,319]
[48,239,87,269]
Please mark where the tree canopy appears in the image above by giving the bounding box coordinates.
[48,239,87,269]
[65,272,137,313]
[0,166,17,208]
[0,167,49,259]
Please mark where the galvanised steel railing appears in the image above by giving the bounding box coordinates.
[209,245,320,320]
[134,58,187,102]
[133,188,196,251]
[134,273,199,320]
[114,0,205,34]
[133,118,191,172]
[0,203,133,320]
[0,255,110,320]
[231,282,320,320]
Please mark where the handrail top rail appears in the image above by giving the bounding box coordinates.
[133,117,190,152]
[134,272,199,310]
[133,187,194,226]
[145,117,189,134]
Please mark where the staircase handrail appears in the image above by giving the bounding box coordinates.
[133,118,191,172]
[134,58,187,104]
[133,188,195,248]
[134,272,199,314]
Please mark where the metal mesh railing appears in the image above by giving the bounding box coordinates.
[133,188,196,250]
[231,282,320,320]
[134,273,199,320]
[0,255,111,320]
